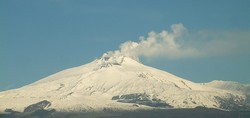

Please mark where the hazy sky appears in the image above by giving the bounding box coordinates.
[1,0,250,91]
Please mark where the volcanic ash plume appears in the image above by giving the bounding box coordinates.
[106,23,247,61]
[107,23,200,61]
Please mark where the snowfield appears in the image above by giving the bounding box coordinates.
[0,54,249,113]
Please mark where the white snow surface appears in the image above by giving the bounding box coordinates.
[0,54,249,112]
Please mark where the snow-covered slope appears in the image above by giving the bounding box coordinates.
[202,80,250,104]
[0,54,249,113]
[202,80,250,92]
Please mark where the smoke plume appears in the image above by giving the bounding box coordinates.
[105,23,249,61]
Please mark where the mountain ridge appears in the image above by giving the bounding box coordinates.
[0,55,249,113]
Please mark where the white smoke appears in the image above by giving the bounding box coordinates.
[105,23,250,61]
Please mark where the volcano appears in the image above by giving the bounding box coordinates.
[0,54,249,114]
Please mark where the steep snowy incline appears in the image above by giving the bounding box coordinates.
[0,54,249,112]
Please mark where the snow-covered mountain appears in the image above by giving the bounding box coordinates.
[0,54,249,113]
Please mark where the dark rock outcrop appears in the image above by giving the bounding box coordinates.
[23,100,51,113]
[3,100,56,118]
[112,93,172,108]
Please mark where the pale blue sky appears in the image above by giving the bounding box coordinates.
[1,0,250,91]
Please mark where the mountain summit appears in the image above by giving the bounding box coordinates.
[0,55,249,113]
